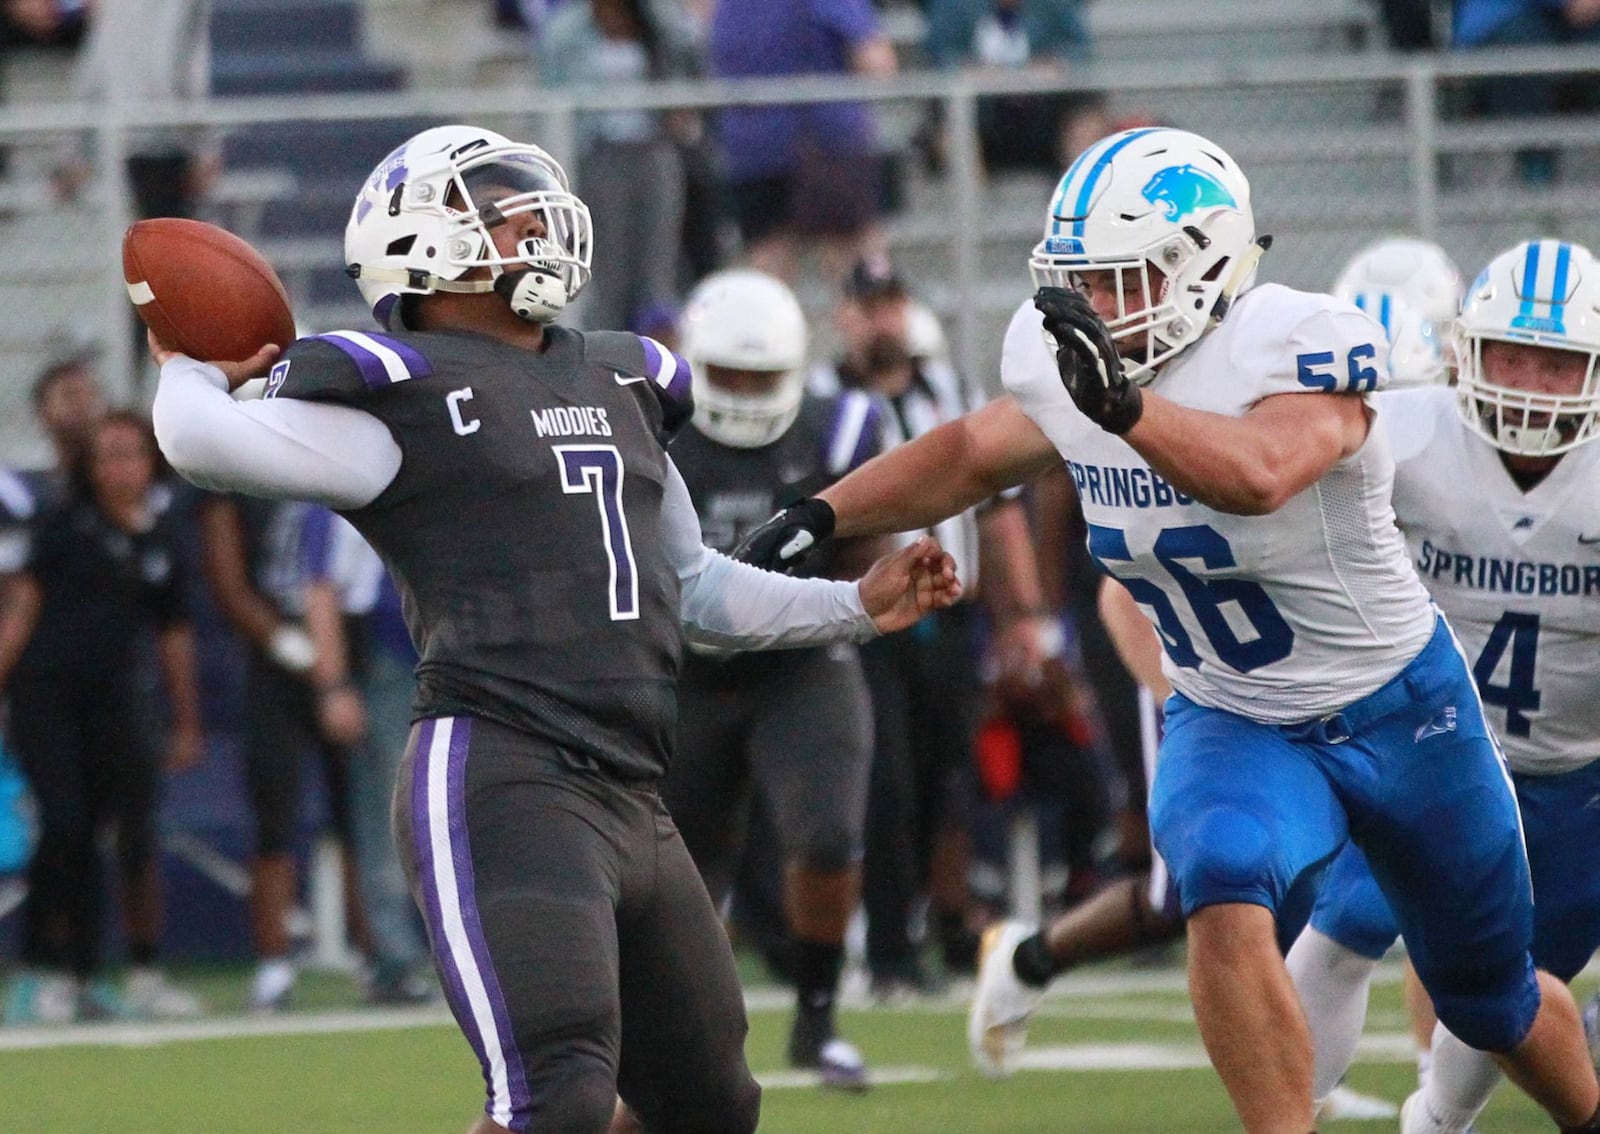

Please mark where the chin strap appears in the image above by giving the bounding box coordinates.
[1210,235,1272,323]
[346,264,497,294]
[349,263,567,323]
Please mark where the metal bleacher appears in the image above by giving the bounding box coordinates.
[0,0,1599,460]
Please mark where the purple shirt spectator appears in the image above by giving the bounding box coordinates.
[709,0,883,181]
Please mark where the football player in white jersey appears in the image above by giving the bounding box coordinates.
[1333,236,1465,327]
[1285,238,1600,1133]
[734,127,1600,1134]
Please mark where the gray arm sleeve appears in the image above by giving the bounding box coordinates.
[663,459,878,649]
[151,357,402,509]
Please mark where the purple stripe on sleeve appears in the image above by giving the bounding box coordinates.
[445,720,533,1124]
[638,336,694,404]
[317,334,396,390]
[364,332,435,379]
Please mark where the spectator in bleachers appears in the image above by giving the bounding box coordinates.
[811,256,1053,995]
[0,411,203,1025]
[198,495,369,1012]
[707,0,897,282]
[62,0,215,220]
[0,1,86,178]
[1453,0,1600,183]
[27,356,104,505]
[923,0,1095,176]
[1373,0,1438,50]
[538,0,702,334]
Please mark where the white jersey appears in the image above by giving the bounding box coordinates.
[1385,385,1600,775]
[1003,283,1437,723]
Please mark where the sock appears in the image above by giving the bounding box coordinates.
[128,942,157,968]
[1011,931,1057,988]
[1426,1026,1502,1126]
[1284,928,1379,1104]
[793,940,844,1018]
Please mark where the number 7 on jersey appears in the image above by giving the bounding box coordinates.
[555,445,640,621]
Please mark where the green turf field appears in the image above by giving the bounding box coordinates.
[0,959,1588,1131]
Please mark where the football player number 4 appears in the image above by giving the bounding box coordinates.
[555,445,640,621]
[1088,522,1295,673]
[1473,611,1541,737]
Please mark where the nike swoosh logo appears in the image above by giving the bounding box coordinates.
[1579,534,1600,545]
[614,372,648,386]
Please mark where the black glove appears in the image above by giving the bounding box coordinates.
[731,497,836,574]
[1033,286,1144,435]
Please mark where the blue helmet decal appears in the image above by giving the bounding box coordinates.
[1043,236,1085,256]
[1141,164,1237,223]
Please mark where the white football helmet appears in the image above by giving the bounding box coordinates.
[679,268,809,449]
[1333,237,1463,326]
[344,124,593,328]
[1029,127,1262,385]
[1347,290,1448,387]
[1455,239,1600,457]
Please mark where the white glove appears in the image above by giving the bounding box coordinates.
[267,624,317,673]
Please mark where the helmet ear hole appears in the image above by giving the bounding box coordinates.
[386,236,416,256]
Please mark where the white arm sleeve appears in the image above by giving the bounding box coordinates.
[151,356,403,509]
[662,459,878,649]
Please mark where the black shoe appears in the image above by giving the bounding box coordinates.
[788,1010,870,1092]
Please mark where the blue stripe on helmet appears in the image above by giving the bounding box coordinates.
[1069,128,1164,240]
[1379,292,1392,336]
[1518,241,1541,324]
[1048,128,1164,239]
[1549,241,1572,332]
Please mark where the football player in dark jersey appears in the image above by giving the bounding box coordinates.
[663,268,885,1089]
[148,124,961,1134]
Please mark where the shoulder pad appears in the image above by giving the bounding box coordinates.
[266,331,436,403]
[1231,286,1391,401]
[822,390,884,476]
[588,330,695,442]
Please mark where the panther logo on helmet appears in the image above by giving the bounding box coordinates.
[1141,165,1238,223]
[1031,127,1262,384]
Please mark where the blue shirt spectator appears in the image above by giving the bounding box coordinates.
[924,0,1088,71]
[709,0,884,182]
[707,0,898,279]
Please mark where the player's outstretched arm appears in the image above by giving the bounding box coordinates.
[735,398,1057,573]
[149,336,401,509]
[1123,391,1370,516]
[857,536,963,635]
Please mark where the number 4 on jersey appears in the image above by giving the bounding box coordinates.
[1472,611,1541,737]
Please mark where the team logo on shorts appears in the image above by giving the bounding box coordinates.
[1413,705,1457,743]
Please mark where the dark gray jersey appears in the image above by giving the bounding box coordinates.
[267,324,694,780]
[671,390,882,682]
[670,391,882,560]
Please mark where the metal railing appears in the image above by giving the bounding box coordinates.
[2,43,1599,413]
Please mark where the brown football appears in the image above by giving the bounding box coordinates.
[122,218,297,363]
